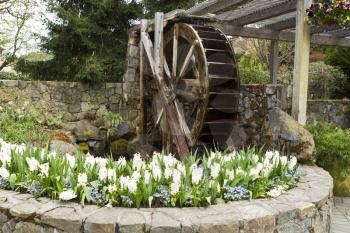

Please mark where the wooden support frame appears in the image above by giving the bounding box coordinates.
[269,40,279,84]
[291,0,310,125]
[140,13,190,159]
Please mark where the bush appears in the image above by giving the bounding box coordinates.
[306,122,350,196]
[239,53,270,84]
[0,106,49,146]
[0,140,299,208]
[308,62,349,99]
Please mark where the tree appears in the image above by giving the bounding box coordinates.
[30,0,142,82]
[0,0,39,71]
[143,0,197,17]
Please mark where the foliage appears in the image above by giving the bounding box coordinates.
[103,111,123,139]
[306,122,350,195]
[325,47,350,76]
[306,1,350,26]
[239,54,270,84]
[0,106,48,146]
[308,62,349,99]
[0,140,299,208]
[0,72,21,80]
[19,0,142,83]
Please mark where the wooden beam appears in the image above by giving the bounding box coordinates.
[139,20,147,136]
[226,0,297,26]
[325,28,350,38]
[154,12,164,77]
[187,0,248,16]
[264,17,296,30]
[209,23,350,47]
[292,0,310,125]
[269,40,279,84]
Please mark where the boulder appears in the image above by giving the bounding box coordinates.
[111,122,136,141]
[263,107,315,162]
[49,140,79,156]
[73,120,102,141]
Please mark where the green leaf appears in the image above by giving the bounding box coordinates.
[9,174,17,189]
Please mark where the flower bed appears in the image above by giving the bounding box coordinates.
[0,139,299,208]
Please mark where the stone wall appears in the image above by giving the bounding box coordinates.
[0,166,333,233]
[307,100,350,128]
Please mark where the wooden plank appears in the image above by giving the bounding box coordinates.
[326,28,350,38]
[178,41,197,78]
[209,23,350,47]
[172,24,179,78]
[187,0,249,16]
[224,0,297,26]
[263,17,296,30]
[139,20,147,136]
[141,17,190,159]
[291,0,310,125]
[154,12,164,77]
[269,40,279,84]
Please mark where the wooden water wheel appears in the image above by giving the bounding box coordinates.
[139,13,240,159]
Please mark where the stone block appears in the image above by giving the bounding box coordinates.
[13,222,46,233]
[41,207,83,233]
[150,212,181,233]
[84,208,121,233]
[9,201,41,219]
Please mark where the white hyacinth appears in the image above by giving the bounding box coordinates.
[191,166,203,185]
[227,169,235,180]
[288,156,297,170]
[164,167,172,179]
[77,173,88,187]
[144,170,151,184]
[151,164,161,181]
[107,184,117,193]
[65,154,76,168]
[210,163,220,179]
[59,189,77,201]
[280,156,288,166]
[26,157,40,172]
[170,181,180,195]
[267,185,284,198]
[98,167,108,181]
[133,153,144,170]
[0,167,9,179]
[117,157,126,168]
[107,169,116,182]
[85,154,96,167]
[39,163,49,177]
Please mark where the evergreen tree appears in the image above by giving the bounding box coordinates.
[36,0,142,82]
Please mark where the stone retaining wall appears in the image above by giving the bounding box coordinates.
[0,166,333,233]
[307,99,350,128]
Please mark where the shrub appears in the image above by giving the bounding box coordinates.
[239,54,270,84]
[306,122,350,196]
[0,140,299,208]
[308,62,349,99]
[0,106,48,146]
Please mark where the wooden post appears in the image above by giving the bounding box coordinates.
[292,0,311,125]
[154,12,164,77]
[269,40,279,84]
[139,20,147,137]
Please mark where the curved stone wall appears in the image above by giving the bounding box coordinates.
[0,166,333,233]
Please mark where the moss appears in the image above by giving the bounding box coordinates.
[78,142,90,154]
[83,130,93,138]
[110,139,129,157]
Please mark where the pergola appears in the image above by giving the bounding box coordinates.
[186,0,350,125]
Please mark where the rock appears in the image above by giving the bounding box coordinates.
[72,120,103,141]
[49,130,72,143]
[110,139,129,158]
[41,207,83,233]
[49,140,79,156]
[263,108,315,162]
[111,122,136,141]
[150,212,181,233]
[118,211,146,233]
[14,222,46,233]
[127,138,155,158]
[78,142,90,154]
[9,201,40,219]
[2,219,16,233]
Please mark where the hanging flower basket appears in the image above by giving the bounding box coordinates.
[306,0,350,26]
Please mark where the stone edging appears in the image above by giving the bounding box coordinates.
[0,166,333,233]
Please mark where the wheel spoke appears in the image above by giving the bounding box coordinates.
[174,99,191,143]
[164,56,171,79]
[172,24,179,79]
[178,40,197,80]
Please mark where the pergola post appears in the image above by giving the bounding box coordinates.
[292,0,310,125]
[269,40,279,84]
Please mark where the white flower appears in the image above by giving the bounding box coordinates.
[288,156,297,170]
[272,154,280,166]
[107,169,116,181]
[265,151,274,160]
[132,171,141,181]
[107,185,117,193]
[227,170,235,180]
[191,166,203,185]
[59,189,77,201]
[39,163,49,177]
[133,153,144,170]
[163,154,177,167]
[120,176,138,193]
[172,169,181,183]
[164,167,172,179]
[85,154,96,167]
[26,157,40,172]
[177,164,186,175]
[105,202,113,208]
[0,167,9,179]
[144,170,151,184]
[236,167,245,176]
[99,167,108,181]
[210,163,220,179]
[151,164,161,181]
[77,173,88,187]
[267,186,284,198]
[117,157,126,168]
[252,154,259,163]
[261,164,273,177]
[65,154,76,168]
[170,181,180,195]
[280,156,288,167]
[95,157,107,168]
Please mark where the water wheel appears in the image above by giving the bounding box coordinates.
[141,19,240,157]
